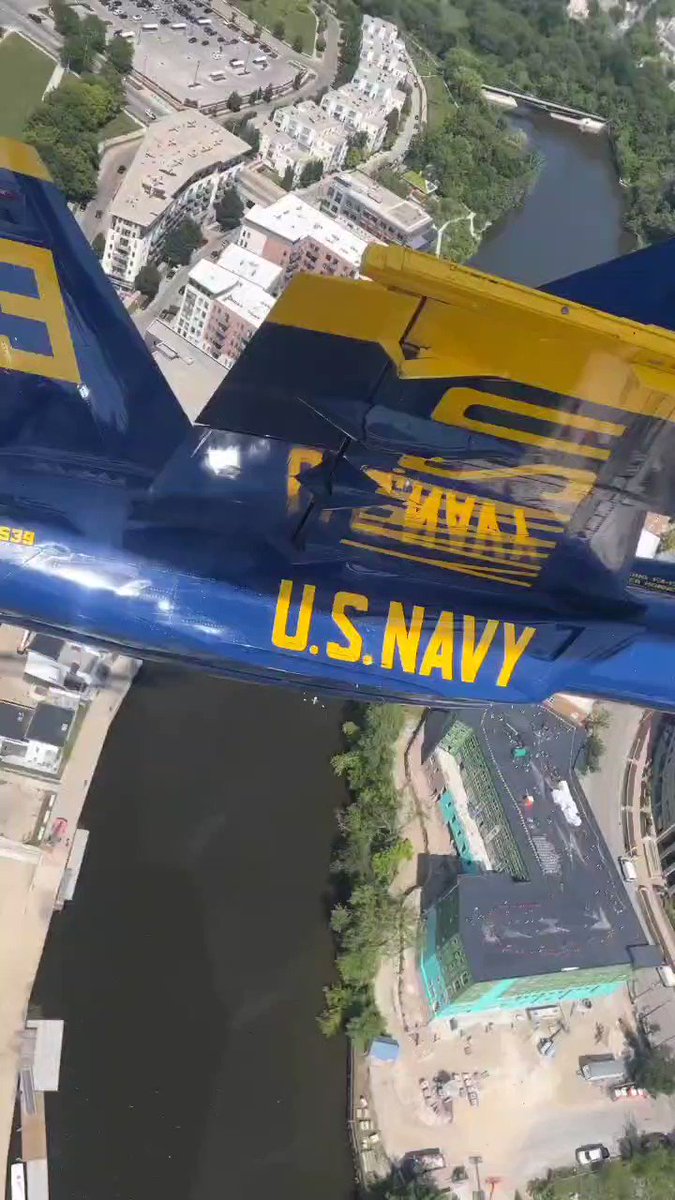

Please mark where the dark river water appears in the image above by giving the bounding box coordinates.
[33,109,627,1200]
[472,110,631,284]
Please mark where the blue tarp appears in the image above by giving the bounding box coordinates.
[369,1037,400,1063]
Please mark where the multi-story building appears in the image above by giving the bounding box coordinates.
[102,112,250,287]
[419,708,661,1020]
[257,127,320,188]
[274,101,349,168]
[320,85,393,153]
[323,170,435,251]
[218,244,283,294]
[259,101,349,181]
[359,13,409,85]
[174,257,275,368]
[237,195,370,285]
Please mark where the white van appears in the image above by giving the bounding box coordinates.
[171,20,186,28]
[658,964,675,987]
[142,22,158,30]
[619,855,637,882]
[230,57,244,67]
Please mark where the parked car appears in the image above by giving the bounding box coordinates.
[189,35,197,42]
[612,1084,648,1101]
[117,165,126,174]
[537,1037,557,1058]
[576,1145,610,1165]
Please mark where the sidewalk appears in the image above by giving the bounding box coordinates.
[0,653,139,1178]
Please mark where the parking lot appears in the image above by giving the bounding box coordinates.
[89,0,301,106]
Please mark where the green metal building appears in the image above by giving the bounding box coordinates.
[420,707,660,1020]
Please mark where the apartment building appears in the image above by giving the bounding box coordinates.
[320,84,394,152]
[360,13,409,85]
[323,170,435,250]
[258,101,349,182]
[258,126,321,187]
[102,112,250,287]
[174,256,275,368]
[237,194,369,285]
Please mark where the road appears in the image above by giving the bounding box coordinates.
[363,48,427,175]
[132,223,234,332]
[79,139,141,241]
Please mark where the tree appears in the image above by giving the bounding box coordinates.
[162,218,202,266]
[273,18,285,39]
[214,186,244,231]
[81,13,106,52]
[299,158,323,186]
[316,34,326,52]
[263,83,274,102]
[227,90,242,112]
[282,164,295,190]
[293,70,304,90]
[631,1040,675,1095]
[135,263,160,299]
[51,0,79,36]
[292,33,303,52]
[106,35,134,75]
[383,107,399,150]
[346,129,367,168]
[92,231,106,259]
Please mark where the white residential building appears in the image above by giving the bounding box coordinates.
[324,170,436,251]
[174,255,275,367]
[320,84,394,152]
[257,126,319,187]
[218,244,284,293]
[102,112,250,287]
[238,194,370,285]
[259,101,349,180]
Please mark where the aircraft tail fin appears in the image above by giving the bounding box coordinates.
[0,139,188,487]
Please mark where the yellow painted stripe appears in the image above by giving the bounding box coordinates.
[0,139,51,181]
[342,539,534,587]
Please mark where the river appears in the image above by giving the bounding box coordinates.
[472,109,631,284]
[33,109,626,1200]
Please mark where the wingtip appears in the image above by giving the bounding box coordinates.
[0,138,51,182]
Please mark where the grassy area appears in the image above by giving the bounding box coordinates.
[409,42,453,130]
[234,0,316,53]
[99,110,141,141]
[0,32,56,138]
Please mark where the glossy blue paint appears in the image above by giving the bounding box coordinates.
[3,159,675,705]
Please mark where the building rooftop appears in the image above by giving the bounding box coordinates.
[236,165,286,208]
[290,100,349,144]
[332,169,432,234]
[110,111,250,229]
[0,701,31,742]
[29,634,66,661]
[145,319,227,421]
[424,704,662,980]
[326,84,390,124]
[220,277,275,327]
[189,259,241,297]
[27,703,74,748]
[244,195,370,267]
[217,244,282,291]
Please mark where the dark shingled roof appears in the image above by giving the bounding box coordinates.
[425,704,662,980]
[29,634,66,660]
[0,701,31,742]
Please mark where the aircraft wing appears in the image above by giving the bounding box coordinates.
[4,136,675,706]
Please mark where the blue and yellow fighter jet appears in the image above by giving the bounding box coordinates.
[4,137,675,707]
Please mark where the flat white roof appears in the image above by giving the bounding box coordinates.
[188,259,240,297]
[220,278,275,327]
[110,111,250,229]
[244,195,369,267]
[218,244,282,291]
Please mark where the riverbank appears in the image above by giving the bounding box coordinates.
[0,640,139,1187]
